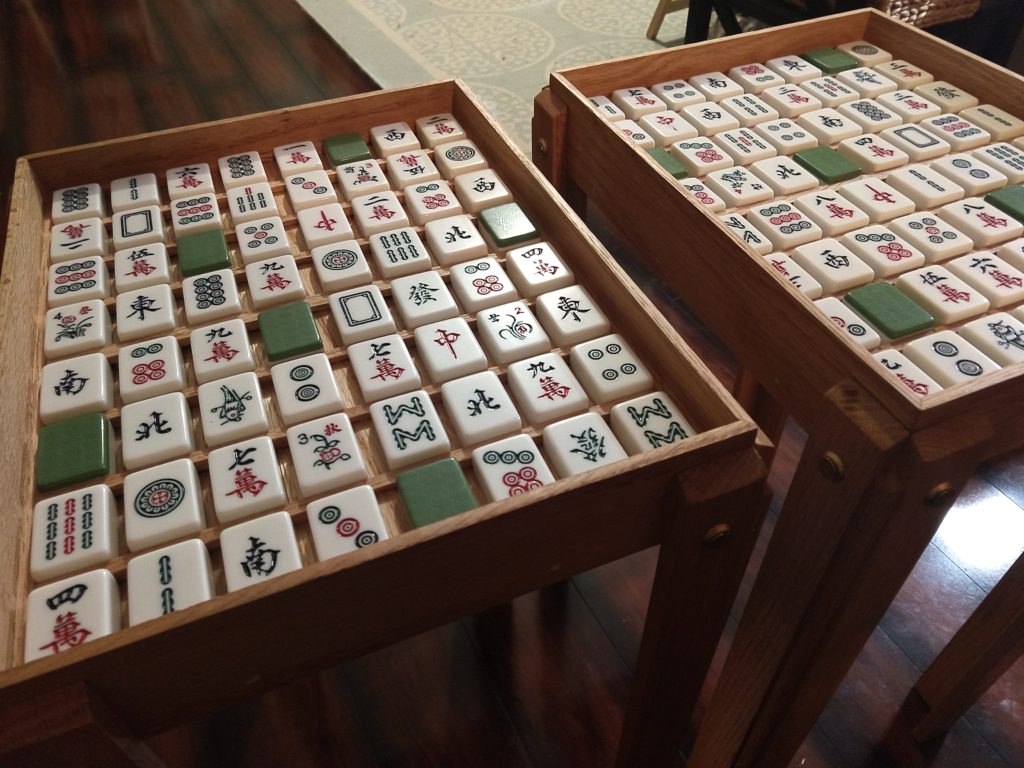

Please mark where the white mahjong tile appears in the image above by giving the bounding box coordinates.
[705,166,774,207]
[236,216,292,264]
[972,143,1024,185]
[208,437,287,523]
[765,55,821,83]
[760,84,822,118]
[814,296,881,349]
[405,179,463,225]
[197,371,269,447]
[728,63,786,93]
[181,269,242,324]
[888,213,973,262]
[611,87,667,119]
[226,181,279,224]
[120,391,195,471]
[284,171,337,212]
[720,94,779,127]
[119,335,186,404]
[568,334,653,403]
[505,241,574,298]
[350,191,409,237]
[122,459,206,552]
[30,485,117,582]
[384,149,441,190]
[836,41,892,67]
[306,486,388,561]
[801,76,858,108]
[914,81,978,113]
[114,243,171,292]
[270,353,343,426]
[244,255,305,309]
[336,158,390,202]
[589,94,626,120]
[837,178,916,222]
[837,134,909,172]
[543,412,628,478]
[112,205,165,252]
[679,102,740,136]
[506,352,590,425]
[440,370,521,447]
[836,98,901,131]
[879,124,950,162]
[165,163,215,201]
[295,203,353,250]
[763,253,823,298]
[434,139,488,178]
[841,226,926,277]
[391,270,460,328]
[876,89,941,123]
[273,140,323,173]
[424,214,488,266]
[287,413,366,497]
[348,334,420,402]
[688,72,744,101]
[221,512,302,591]
[715,128,777,165]
[218,151,268,190]
[719,212,773,254]
[669,138,734,175]
[745,202,823,250]
[1012,137,1024,153]
[749,156,819,195]
[638,110,699,145]
[836,67,897,99]
[367,227,433,279]
[903,330,999,386]
[535,284,611,346]
[311,241,373,291]
[919,114,991,152]
[111,173,161,213]
[471,435,555,502]
[680,179,727,211]
[52,183,105,224]
[43,300,111,360]
[651,80,705,109]
[791,239,874,292]
[449,257,517,312]
[873,349,943,397]
[416,112,468,147]
[170,193,222,236]
[874,60,933,89]
[370,122,420,156]
[329,284,395,345]
[24,569,119,662]
[997,238,1024,271]
[610,391,697,455]
[453,168,514,213]
[47,256,109,308]
[958,312,1024,365]
[613,119,656,149]
[116,283,177,342]
[753,119,818,155]
[413,318,488,384]
[127,539,214,625]
[960,105,1024,142]
[50,217,106,263]
[896,265,990,323]
[475,300,550,364]
[369,389,450,469]
[886,164,965,208]
[937,197,1024,247]
[190,319,255,384]
[947,253,1024,307]
[796,108,861,144]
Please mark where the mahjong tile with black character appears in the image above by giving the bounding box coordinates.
[287,413,366,498]
[111,173,161,213]
[569,334,653,403]
[836,98,901,131]
[873,349,942,397]
[680,179,727,211]
[669,138,734,175]
[903,330,999,387]
[543,413,628,479]
[610,86,667,119]
[750,156,819,195]
[837,134,909,173]
[218,151,268,189]
[270,353,344,426]
[610,391,696,455]
[197,371,269,447]
[886,164,965,208]
[914,81,978,113]
[613,119,656,149]
[52,183,105,224]
[367,227,433,279]
[876,89,941,123]
[506,352,590,425]
[119,335,186,405]
[801,76,858,108]
[958,312,1024,365]
[719,213,773,254]
[236,216,292,264]
[385,150,441,189]
[746,202,823,250]
[961,105,1024,142]
[535,285,611,347]
[997,238,1024,271]
[972,144,1024,185]
[284,171,337,212]
[226,181,279,224]
[391,270,460,328]
[297,203,354,249]
[765,55,821,83]
[639,110,699,145]
[336,159,390,202]
[306,486,388,561]
[165,163,215,200]
[679,102,740,136]
[760,85,822,119]
[705,166,773,207]
[728,63,786,93]
[24,569,119,662]
[405,180,464,225]
[120,391,195,470]
[505,241,574,298]
[836,67,897,98]
[329,284,396,345]
[274,140,323,174]
[919,114,991,152]
[171,194,222,237]
[116,283,177,342]
[47,257,109,308]
[715,128,777,165]
[423,214,488,266]
[416,112,467,147]
[791,239,874,293]
[44,300,110,360]
[435,139,488,178]
[440,370,521,447]
[754,119,818,155]
[472,435,555,503]
[688,72,743,101]
[874,60,933,90]
[589,95,626,120]
[245,255,305,309]
[813,296,881,349]
[369,389,451,469]
[181,269,241,324]
[651,80,705,109]
[763,253,823,298]
[476,301,551,364]
[208,436,287,523]
[114,244,171,292]
[30,484,117,582]
[122,458,205,552]
[127,539,214,626]
[50,217,106,263]
[895,265,990,323]
[413,318,488,384]
[112,205,165,252]
[449,258,517,313]
[937,197,1024,247]
[311,241,373,292]
[190,319,255,384]
[888,213,972,263]
[370,122,419,156]
[879,124,950,162]
[842,225,926,277]
[720,95,779,128]
[221,511,302,591]
[837,178,915,223]
[836,41,892,67]
[348,334,420,402]
[947,252,1024,307]
[452,168,514,214]
[350,192,409,237]
[796,108,861,145]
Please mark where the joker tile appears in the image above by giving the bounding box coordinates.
[842,225,926,276]
[836,98,901,131]
[370,122,419,157]
[208,436,287,523]
[287,413,366,498]
[886,164,965,208]
[47,257,109,308]
[323,132,372,166]
[413,318,488,384]
[843,282,934,339]
[716,128,777,164]
[112,205,165,252]
[114,244,172,292]
[434,139,488,178]
[719,213,773,254]
[116,283,177,342]
[329,284,395,345]
[973,143,1024,185]
[960,105,1024,142]
[836,41,892,67]
[796,108,862,145]
[680,179,727,211]
[651,80,705,109]
[127,539,214,625]
[794,191,870,237]
[52,183,104,224]
[680,102,740,136]
[505,241,574,298]
[123,459,205,552]
[384,150,441,190]
[903,330,999,387]
[440,370,521,447]
[348,333,421,403]
[688,72,744,101]
[476,300,550,364]
[177,229,231,277]
[165,163,215,201]
[226,181,279,225]
[40,352,113,425]
[763,253,823,298]
[44,300,111,360]
[937,197,1024,246]
[874,60,934,89]
[471,434,555,503]
[368,226,433,279]
[838,178,916,222]
[35,413,113,492]
[336,158,390,202]
[182,269,242,324]
[610,391,696,455]
[30,485,117,582]
[888,212,973,262]
[760,84,822,118]
[569,334,653,404]
[914,81,978,112]
[946,252,1024,307]
[535,284,611,346]
[245,255,306,309]
[836,67,897,98]
[895,265,991,323]
[415,112,467,148]
[728,62,785,93]
[749,155,819,195]
[879,124,950,162]
[190,319,255,384]
[197,371,269,447]
[669,138,734,176]
[765,55,821,83]
[221,511,302,591]
[405,179,463,226]
[311,240,373,292]
[423,214,488,266]
[452,168,514,213]
[506,352,590,425]
[791,239,874,292]
[217,151,268,189]
[24,569,119,662]
[119,335,186,404]
[958,312,1024,365]
[306,486,388,561]
[753,118,818,155]
[813,296,881,349]
[919,114,991,152]
[369,389,450,469]
[449,257,517,312]
[745,202,823,250]
[720,94,779,127]
[543,412,628,479]
[801,76,859,108]
[350,192,409,237]
[170,193,222,237]
[259,301,323,363]
[50,217,106,263]
[390,270,460,328]
[273,140,323,174]
[837,134,909,172]
[705,166,773,207]
[120,391,194,471]
[269,352,343,426]
[876,89,942,123]
[638,110,699,145]
[873,349,943,397]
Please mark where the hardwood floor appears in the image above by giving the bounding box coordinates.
[1,1,1022,765]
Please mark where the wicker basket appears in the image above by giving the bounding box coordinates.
[873,0,980,27]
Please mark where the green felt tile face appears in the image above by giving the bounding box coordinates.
[844,282,934,339]
[647,147,689,179]
[801,47,858,74]
[478,203,539,248]
[794,147,861,183]
[397,458,477,528]
[324,132,373,166]
[985,185,1024,222]
[177,229,231,277]
[258,301,323,362]
[36,412,111,492]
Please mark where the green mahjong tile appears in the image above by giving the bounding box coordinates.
[646,147,689,179]
[324,132,373,166]
[478,202,539,248]
[177,229,231,277]
[258,301,323,362]
[36,412,111,492]
[397,458,477,528]
[844,282,934,339]
[801,47,859,74]
[985,185,1024,223]
[794,146,861,183]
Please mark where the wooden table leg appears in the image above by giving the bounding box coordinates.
[733,366,788,467]
[685,0,716,43]
[532,88,588,217]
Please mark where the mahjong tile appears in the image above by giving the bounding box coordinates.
[836,41,892,67]
[24,569,119,662]
[29,484,117,582]
[471,435,554,502]
[391,270,460,328]
[119,335,186,404]
[669,138,733,175]
[679,102,740,136]
[814,296,881,349]
[181,269,241,324]
[947,252,1024,307]
[52,183,105,224]
[720,94,779,127]
[680,179,727,211]
[728,63,786,93]
[114,244,171,292]
[476,301,550,364]
[50,217,106,263]
[568,334,653,404]
[245,256,305,309]
[719,212,773,254]
[543,412,628,479]
[997,237,1024,270]
[589,95,627,120]
[434,139,488,178]
[715,128,776,165]
[415,112,467,147]
[842,226,926,276]
[452,168,514,213]
[844,282,935,341]
[306,486,387,561]
[174,222,231,277]
[973,143,1024,185]
[369,122,419,156]
[368,226,433,279]
[749,156,818,196]
[879,124,950,162]
[895,265,990,323]
[612,86,668,118]
[170,193,222,236]
[284,171,337,212]
[413,318,487,384]
[328,132,374,169]
[43,301,110,363]
[610,391,696,455]
[875,60,933,89]
[876,89,941,123]
[838,178,915,222]
[449,257,517,312]
[960,105,1024,142]
[208,437,287,523]
[760,84,822,118]
[795,191,870,236]
[705,166,773,207]
[127,539,214,625]
[270,353,343,426]
[937,197,1024,246]
[112,205,165,252]
[47,257,109,308]
[651,80,705,109]
[311,240,373,291]
[688,72,744,101]
[369,389,450,469]
[274,140,323,174]
[110,174,160,214]
[914,81,978,113]
[505,242,575,298]
[874,348,942,397]
[888,213,972,262]
[791,239,874,292]
[836,98,901,131]
[837,134,909,172]
[535,285,611,346]
[329,284,395,345]
[753,119,818,155]
[286,413,366,497]
[197,371,268,446]
[423,214,488,266]
[639,110,699,145]
[350,192,409,237]
[903,330,999,386]
[348,334,420,402]
[221,511,302,591]
[506,352,590,425]
[797,146,863,183]
[958,312,1024,365]
[116,283,177,342]
[226,181,279,224]
[237,216,292,263]
[190,319,255,384]
[613,119,656,149]
[886,164,965,208]
[801,76,858,108]
[765,55,822,83]
[405,180,463,225]
[836,67,897,99]
[764,253,823,298]
[384,150,441,190]
[440,370,521,446]
[801,47,859,74]
[166,163,215,201]
[745,202,823,250]
[218,151,268,189]
[120,391,194,470]
[796,108,861,145]
[919,114,991,152]
[337,159,391,203]
[123,458,205,552]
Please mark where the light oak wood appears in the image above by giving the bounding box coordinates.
[646,0,690,40]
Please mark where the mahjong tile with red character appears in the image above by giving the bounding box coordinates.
[350,191,409,237]
[638,111,698,145]
[385,150,441,189]
[190,318,255,385]
[390,270,460,328]
[165,163,215,201]
[728,63,785,93]
[873,349,943,397]
[405,180,464,225]
[919,114,991,152]
[933,153,1007,198]
[47,257,109,308]
[225,182,279,224]
[245,255,306,309]
[876,90,941,123]
[284,171,337,212]
[237,216,292,264]
[946,252,1024,307]
[296,203,354,250]
[218,151,268,189]
[841,225,926,277]
[837,178,915,223]
[765,55,821,83]
[795,191,870,237]
[613,120,656,149]
[112,205,165,252]
[367,227,433,279]
[888,213,973,263]
[305,486,388,561]
[475,300,551,364]
[207,436,288,523]
[505,241,574,297]
[791,239,874,293]
[273,140,323,174]
[937,197,1024,247]
[763,253,823,298]
[760,84,822,119]
[415,112,467,148]
[413,318,488,384]
[348,334,421,403]
[814,296,881,349]
[44,300,111,360]
[336,158,390,201]
[370,122,419,156]
[434,139,488,178]
[50,218,106,263]
[879,124,950,162]
[471,434,555,503]
[52,183,105,224]
[118,335,186,405]
[718,213,772,255]
[895,265,990,324]
[611,86,667,119]
[287,413,367,498]
[506,352,590,425]
[220,512,302,591]
[39,352,113,425]
[669,138,734,175]
[720,95,779,128]
[651,80,705,109]
[30,486,118,583]
[837,134,909,173]
[423,214,488,266]
[369,389,451,469]
[440,370,522,447]
[24,569,119,662]
[874,60,934,90]
[114,244,171,292]
[453,168,514,213]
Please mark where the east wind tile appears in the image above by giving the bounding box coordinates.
[569,334,653,404]
[122,458,206,552]
[610,391,696,455]
[413,317,489,384]
[244,255,306,309]
[207,436,288,523]
[273,140,323,174]
[50,217,107,263]
[237,215,292,264]
[405,179,464,225]
[197,371,269,447]
[119,335,186,404]
[287,413,367,498]
[52,182,105,224]
[763,253,823,298]
[30,485,118,582]
[423,214,489,267]
[475,300,551,364]
[543,412,628,479]
[120,391,195,471]
[181,269,242,325]
[903,330,999,387]
[165,162,215,201]
[220,511,302,592]
[390,270,460,328]
[336,158,390,202]
[440,370,522,447]
[311,240,374,292]
[348,333,421,403]
[24,569,119,662]
[127,539,214,626]
[217,151,268,190]
[114,243,172,292]
[190,318,255,385]
[44,300,111,360]
[112,205,166,252]
[872,349,943,397]
[415,112,467,148]
[40,352,113,424]
[369,389,451,469]
[471,434,555,503]
[47,256,110,308]
[269,352,344,427]
[452,168,514,214]
[284,170,338,212]
[506,352,590,425]
[226,181,279,225]
[329,284,396,345]
[306,485,388,561]
[115,283,177,342]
